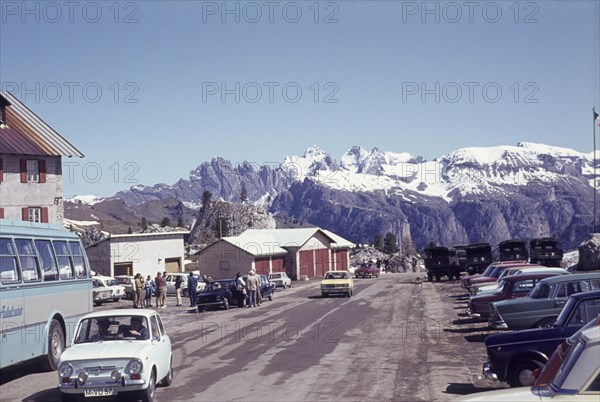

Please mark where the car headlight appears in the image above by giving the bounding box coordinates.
[125,358,143,375]
[59,362,73,378]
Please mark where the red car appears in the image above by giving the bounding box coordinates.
[461,261,531,291]
[468,272,563,318]
[355,264,380,278]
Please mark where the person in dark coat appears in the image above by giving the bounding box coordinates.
[187,272,198,307]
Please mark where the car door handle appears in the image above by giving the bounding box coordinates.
[555,301,565,307]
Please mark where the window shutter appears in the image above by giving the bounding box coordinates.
[22,207,29,221]
[39,160,46,183]
[20,159,27,183]
[0,208,4,219]
[41,207,49,223]
[0,158,3,182]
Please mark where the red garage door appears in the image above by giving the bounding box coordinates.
[271,256,285,273]
[335,250,348,271]
[299,250,313,278]
[315,249,329,278]
[254,257,270,275]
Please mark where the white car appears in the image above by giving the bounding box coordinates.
[93,275,126,302]
[164,272,206,297]
[58,309,172,402]
[268,272,292,289]
[457,318,600,401]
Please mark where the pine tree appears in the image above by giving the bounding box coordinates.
[160,217,171,227]
[201,190,212,211]
[177,216,184,228]
[383,232,398,254]
[240,184,248,203]
[141,217,148,231]
[127,226,133,234]
[373,234,383,251]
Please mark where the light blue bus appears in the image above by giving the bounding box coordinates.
[0,219,93,370]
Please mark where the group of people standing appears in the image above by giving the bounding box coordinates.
[132,271,204,309]
[235,270,262,308]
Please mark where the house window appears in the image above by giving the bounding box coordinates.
[28,207,42,222]
[27,160,39,182]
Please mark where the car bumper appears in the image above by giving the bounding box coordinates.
[59,377,147,394]
[197,301,226,306]
[322,288,350,294]
[482,362,498,381]
[488,319,508,329]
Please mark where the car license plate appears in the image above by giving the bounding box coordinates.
[84,387,117,397]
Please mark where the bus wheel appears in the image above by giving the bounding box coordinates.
[43,319,65,371]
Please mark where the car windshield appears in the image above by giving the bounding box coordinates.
[492,280,508,294]
[480,265,496,277]
[74,316,150,343]
[325,272,348,280]
[529,282,551,299]
[107,279,119,286]
[270,273,282,279]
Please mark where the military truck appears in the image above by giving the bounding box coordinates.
[423,246,461,281]
[499,239,528,262]
[452,245,468,273]
[530,237,563,267]
[465,242,493,275]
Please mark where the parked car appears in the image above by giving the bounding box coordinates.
[268,272,292,288]
[92,278,113,306]
[468,272,562,319]
[196,279,237,312]
[93,275,126,302]
[355,264,380,279]
[457,317,600,401]
[474,267,569,296]
[461,261,527,290]
[115,275,135,300]
[489,272,600,330]
[321,271,354,297]
[58,309,172,402]
[468,262,538,295]
[483,290,600,387]
[164,272,205,297]
[258,274,276,301]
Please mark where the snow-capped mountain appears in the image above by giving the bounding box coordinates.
[101,142,597,249]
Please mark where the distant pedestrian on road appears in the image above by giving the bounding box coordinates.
[188,271,198,307]
[134,273,143,308]
[144,275,154,307]
[175,275,183,306]
[235,272,247,308]
[155,272,166,308]
[246,271,259,308]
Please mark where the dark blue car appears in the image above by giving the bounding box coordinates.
[195,279,237,312]
[483,290,600,387]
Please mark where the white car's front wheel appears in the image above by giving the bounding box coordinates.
[139,369,156,402]
[161,359,174,386]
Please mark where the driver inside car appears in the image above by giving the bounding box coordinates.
[119,316,149,340]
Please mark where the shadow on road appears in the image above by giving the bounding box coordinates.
[0,360,47,386]
[444,382,503,396]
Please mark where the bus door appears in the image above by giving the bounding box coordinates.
[0,237,24,369]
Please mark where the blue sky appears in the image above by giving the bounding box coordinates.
[1,0,598,197]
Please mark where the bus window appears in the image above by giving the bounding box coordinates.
[69,241,88,279]
[0,238,20,284]
[15,239,41,282]
[35,239,59,281]
[54,241,74,280]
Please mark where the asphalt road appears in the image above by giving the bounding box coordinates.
[0,273,507,402]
